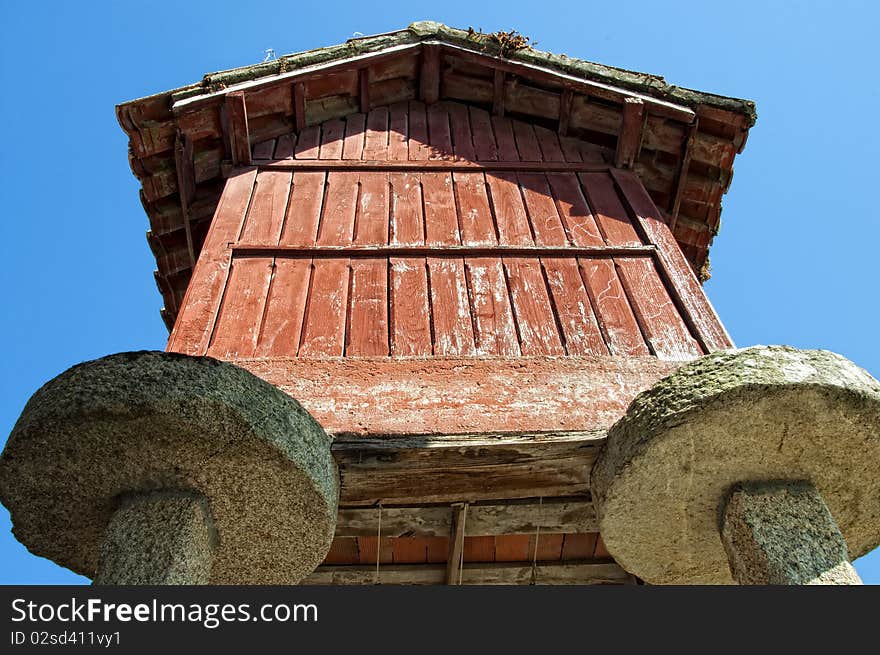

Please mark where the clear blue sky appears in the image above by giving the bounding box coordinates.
[1,1,878,584]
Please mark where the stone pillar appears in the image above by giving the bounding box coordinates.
[721,481,862,585]
[94,491,216,585]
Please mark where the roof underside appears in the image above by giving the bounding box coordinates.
[117,22,756,330]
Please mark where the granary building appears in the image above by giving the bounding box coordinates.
[2,22,879,585]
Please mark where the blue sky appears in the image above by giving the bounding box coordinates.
[1,1,878,584]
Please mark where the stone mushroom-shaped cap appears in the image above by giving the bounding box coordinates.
[0,351,339,584]
[591,346,880,585]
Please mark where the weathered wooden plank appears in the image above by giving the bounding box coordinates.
[347,258,389,356]
[504,257,565,355]
[304,561,634,585]
[168,167,258,355]
[233,355,680,441]
[519,173,567,246]
[225,91,251,166]
[427,103,454,159]
[207,256,273,358]
[578,257,650,357]
[454,172,495,245]
[611,169,733,351]
[388,102,409,160]
[390,257,432,356]
[542,257,607,355]
[427,257,476,356]
[357,536,393,566]
[335,499,597,538]
[485,172,533,245]
[294,125,319,159]
[254,258,311,357]
[358,68,370,113]
[293,82,306,131]
[235,244,655,258]
[342,113,366,160]
[391,537,431,564]
[408,100,430,160]
[558,88,573,136]
[316,172,358,245]
[465,258,520,355]
[274,132,295,159]
[615,97,645,169]
[448,103,476,161]
[492,69,506,117]
[579,172,642,246]
[419,44,440,104]
[511,119,542,162]
[298,258,350,357]
[469,106,498,161]
[318,118,345,160]
[389,172,422,245]
[534,125,565,162]
[174,131,197,266]
[615,256,702,360]
[239,169,291,243]
[421,172,459,245]
[547,172,604,247]
[252,138,276,160]
[278,171,326,246]
[491,115,519,162]
[446,503,467,584]
[363,107,390,159]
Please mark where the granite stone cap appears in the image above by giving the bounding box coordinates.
[0,351,339,584]
[591,345,880,584]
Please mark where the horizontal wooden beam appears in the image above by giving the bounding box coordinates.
[335,498,597,538]
[304,561,635,585]
[259,159,611,172]
[231,244,657,259]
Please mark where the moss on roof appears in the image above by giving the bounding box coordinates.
[140,21,754,125]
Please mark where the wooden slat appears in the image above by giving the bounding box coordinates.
[278,171,325,246]
[252,138,275,160]
[168,167,257,355]
[492,116,519,162]
[446,503,467,584]
[427,103,454,159]
[614,98,645,168]
[465,258,520,356]
[363,107,389,159]
[389,172,422,245]
[263,159,610,172]
[207,256,273,358]
[512,119,542,161]
[504,257,564,355]
[469,106,498,161]
[305,561,634,585]
[612,169,733,351]
[347,259,389,356]
[235,244,656,258]
[542,257,607,355]
[448,103,476,161]
[578,257,650,357]
[419,44,440,104]
[388,102,409,160]
[558,88,573,135]
[615,257,702,360]
[422,172,459,245]
[408,101,431,160]
[454,172,495,245]
[294,125,319,159]
[318,119,345,160]
[225,91,251,166]
[335,498,598,537]
[486,172,533,245]
[534,125,565,162]
[547,172,604,247]
[519,173,567,246]
[579,172,642,246]
[427,257,476,356]
[390,258,432,356]
[342,113,366,160]
[293,82,306,131]
[254,258,311,357]
[463,536,495,563]
[274,133,295,159]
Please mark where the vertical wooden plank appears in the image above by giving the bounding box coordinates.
[579,172,642,246]
[578,257,649,357]
[318,118,345,160]
[519,173,567,246]
[534,125,565,162]
[485,172,533,246]
[448,103,476,161]
[422,173,459,246]
[359,68,370,114]
[491,115,520,162]
[294,125,320,159]
[492,69,506,117]
[454,172,495,246]
[612,169,733,350]
[504,257,565,355]
[466,258,520,356]
[390,172,423,245]
[390,257,432,356]
[316,172,358,245]
[408,101,431,161]
[469,106,498,161]
[511,120,542,162]
[207,256,273,358]
[543,258,607,356]
[355,171,389,244]
[342,113,366,160]
[363,107,390,160]
[614,97,645,169]
[252,138,275,160]
[388,102,409,161]
[347,258,389,356]
[559,136,583,163]
[419,44,440,105]
[293,82,306,132]
[274,132,295,159]
[558,88,573,136]
[615,257,703,360]
[225,91,251,166]
[278,171,326,246]
[427,103,454,160]
[254,258,311,357]
[428,257,476,356]
[240,170,291,244]
[547,173,604,247]
[168,167,257,355]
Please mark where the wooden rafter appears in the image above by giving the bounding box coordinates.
[224,91,251,166]
[668,120,698,233]
[173,130,196,266]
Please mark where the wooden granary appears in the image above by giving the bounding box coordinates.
[113,22,756,584]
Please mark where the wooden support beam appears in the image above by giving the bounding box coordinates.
[224,91,251,166]
[558,88,573,135]
[419,44,440,104]
[614,97,645,169]
[493,69,506,117]
[173,130,197,266]
[446,503,468,584]
[233,244,656,259]
[335,498,597,538]
[305,561,635,585]
[293,82,306,131]
[668,121,698,233]
[358,68,370,113]
[262,159,610,172]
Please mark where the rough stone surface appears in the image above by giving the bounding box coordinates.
[721,481,862,585]
[591,345,880,585]
[0,351,339,584]
[95,491,216,585]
